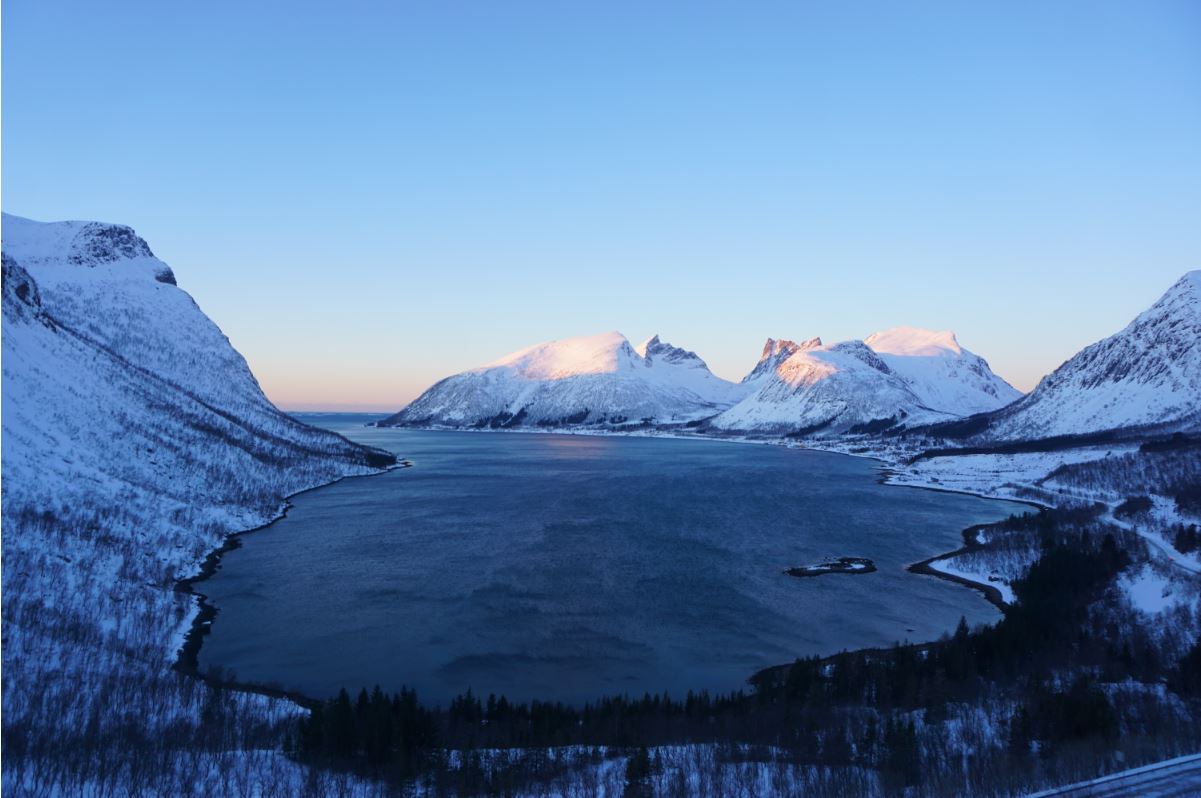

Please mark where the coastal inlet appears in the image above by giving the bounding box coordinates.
[197,420,1029,705]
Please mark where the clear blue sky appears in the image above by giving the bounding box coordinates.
[4,1,1199,410]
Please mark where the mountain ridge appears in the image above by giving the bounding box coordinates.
[944,269,1201,443]
[384,326,1023,434]
[380,330,748,428]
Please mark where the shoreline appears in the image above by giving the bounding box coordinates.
[175,425,1048,714]
[872,470,1048,614]
[907,524,1009,613]
[171,461,411,709]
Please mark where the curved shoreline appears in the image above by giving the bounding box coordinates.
[174,425,1045,713]
[171,460,411,708]
[871,469,1048,614]
[907,524,1008,612]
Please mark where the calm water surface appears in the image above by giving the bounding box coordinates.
[199,415,1028,705]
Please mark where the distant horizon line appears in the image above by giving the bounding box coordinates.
[280,404,397,414]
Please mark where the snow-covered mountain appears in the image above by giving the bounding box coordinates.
[1,214,394,495]
[711,338,948,434]
[864,327,1022,415]
[709,329,1020,435]
[2,214,393,794]
[969,271,1201,441]
[384,325,1021,435]
[379,330,748,428]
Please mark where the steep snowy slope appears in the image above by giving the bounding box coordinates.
[864,327,1022,415]
[1,214,393,795]
[2,214,301,424]
[973,271,1201,440]
[379,331,747,428]
[711,338,952,434]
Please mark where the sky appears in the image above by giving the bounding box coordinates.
[4,1,1200,411]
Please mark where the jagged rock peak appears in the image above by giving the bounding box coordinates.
[636,334,706,367]
[742,336,821,383]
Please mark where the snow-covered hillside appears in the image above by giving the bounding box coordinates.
[1,213,394,795]
[709,329,1018,435]
[969,271,1201,441]
[710,338,947,434]
[865,327,1022,415]
[379,330,748,428]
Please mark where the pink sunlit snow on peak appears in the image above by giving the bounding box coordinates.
[864,327,962,357]
[482,331,636,380]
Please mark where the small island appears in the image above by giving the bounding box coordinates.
[785,557,877,578]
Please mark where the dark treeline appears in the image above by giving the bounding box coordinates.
[1140,432,1198,453]
[1114,495,1153,517]
[1174,523,1201,555]
[295,507,1201,793]
[1178,484,1201,515]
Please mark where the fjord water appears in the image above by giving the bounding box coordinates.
[199,416,1028,705]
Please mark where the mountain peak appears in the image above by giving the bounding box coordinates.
[1171,270,1201,299]
[637,334,708,369]
[762,337,798,356]
[865,327,961,357]
[385,330,745,428]
[981,269,1201,440]
[484,331,636,380]
[743,337,821,383]
[634,334,661,357]
[2,213,175,284]
[761,336,822,357]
